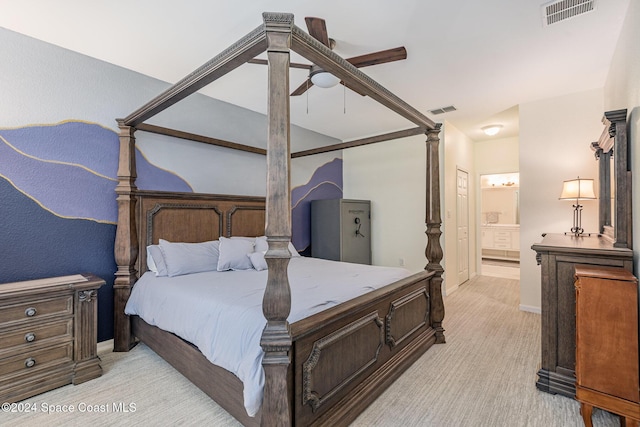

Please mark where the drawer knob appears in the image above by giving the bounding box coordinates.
[25,307,37,317]
[25,358,36,368]
[25,333,36,343]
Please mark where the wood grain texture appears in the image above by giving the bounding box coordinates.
[0,274,104,402]
[603,109,632,249]
[575,265,639,426]
[425,125,445,344]
[262,14,294,426]
[532,234,633,397]
[114,122,138,352]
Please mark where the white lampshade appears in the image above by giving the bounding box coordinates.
[310,71,341,88]
[559,177,596,200]
[481,124,503,136]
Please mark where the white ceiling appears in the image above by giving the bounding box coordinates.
[0,0,630,143]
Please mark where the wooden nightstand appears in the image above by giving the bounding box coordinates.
[0,273,105,403]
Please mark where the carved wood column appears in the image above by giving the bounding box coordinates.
[604,109,631,249]
[260,12,294,427]
[114,120,138,351]
[424,124,445,344]
[72,278,104,384]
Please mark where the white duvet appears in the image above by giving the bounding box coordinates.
[124,256,411,417]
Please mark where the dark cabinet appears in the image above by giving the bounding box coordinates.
[531,233,633,397]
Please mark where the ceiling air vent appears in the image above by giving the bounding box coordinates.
[429,105,457,115]
[542,0,595,26]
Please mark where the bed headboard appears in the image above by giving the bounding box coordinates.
[134,190,266,277]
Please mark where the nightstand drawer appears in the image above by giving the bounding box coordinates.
[0,295,73,326]
[0,274,104,403]
[0,343,73,377]
[0,319,73,355]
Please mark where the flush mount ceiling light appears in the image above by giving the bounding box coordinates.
[482,124,503,136]
[309,65,341,88]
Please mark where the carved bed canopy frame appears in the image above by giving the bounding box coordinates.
[114,12,444,426]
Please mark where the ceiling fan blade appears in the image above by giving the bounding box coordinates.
[248,59,312,70]
[291,78,313,96]
[305,17,331,47]
[347,47,407,68]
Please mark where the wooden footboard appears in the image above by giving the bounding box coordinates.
[291,270,435,426]
[130,270,435,426]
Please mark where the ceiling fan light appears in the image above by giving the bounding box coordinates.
[482,124,503,136]
[310,71,341,88]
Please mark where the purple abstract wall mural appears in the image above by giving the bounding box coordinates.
[0,121,191,223]
[291,158,343,255]
[0,121,191,341]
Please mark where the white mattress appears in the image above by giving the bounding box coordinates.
[124,256,411,417]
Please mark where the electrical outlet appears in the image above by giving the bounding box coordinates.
[398,258,405,266]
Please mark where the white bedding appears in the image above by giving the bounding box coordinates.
[124,256,411,417]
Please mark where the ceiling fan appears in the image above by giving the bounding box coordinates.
[249,17,407,96]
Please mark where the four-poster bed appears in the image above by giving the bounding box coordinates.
[114,12,445,426]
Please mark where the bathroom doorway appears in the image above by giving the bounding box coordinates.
[480,172,520,279]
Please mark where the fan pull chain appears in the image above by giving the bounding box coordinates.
[343,83,346,114]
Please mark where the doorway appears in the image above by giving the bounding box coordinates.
[480,172,520,279]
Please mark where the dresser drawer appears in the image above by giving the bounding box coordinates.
[0,343,72,377]
[0,319,73,355]
[494,243,512,249]
[0,295,73,326]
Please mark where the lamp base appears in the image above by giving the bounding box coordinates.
[564,231,595,237]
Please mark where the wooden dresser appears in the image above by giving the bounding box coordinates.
[531,233,633,397]
[574,265,639,427]
[0,274,105,403]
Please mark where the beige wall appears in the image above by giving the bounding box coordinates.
[519,88,603,312]
[442,121,476,295]
[475,137,519,175]
[603,0,639,275]
[343,135,428,274]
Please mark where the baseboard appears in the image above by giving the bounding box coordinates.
[444,283,459,296]
[97,338,114,355]
[519,304,541,314]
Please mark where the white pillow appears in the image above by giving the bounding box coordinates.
[254,236,269,252]
[248,251,268,271]
[146,245,168,277]
[217,237,255,271]
[159,239,220,277]
[146,246,158,273]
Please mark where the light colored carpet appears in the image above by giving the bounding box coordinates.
[3,275,620,426]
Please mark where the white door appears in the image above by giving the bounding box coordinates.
[457,169,470,284]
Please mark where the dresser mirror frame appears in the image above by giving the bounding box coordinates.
[591,109,632,249]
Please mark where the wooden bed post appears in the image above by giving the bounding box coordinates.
[261,12,294,426]
[425,124,445,344]
[114,120,138,351]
